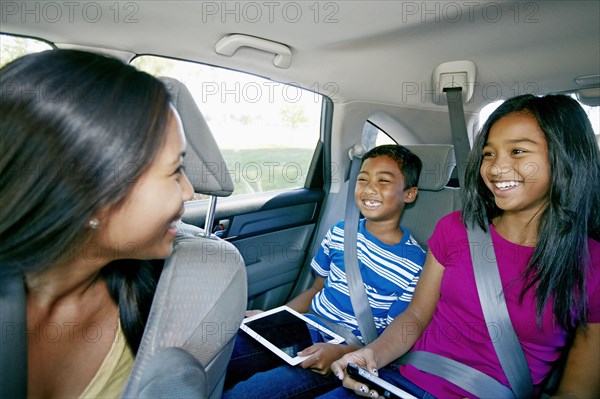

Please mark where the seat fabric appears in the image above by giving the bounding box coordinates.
[401,145,461,249]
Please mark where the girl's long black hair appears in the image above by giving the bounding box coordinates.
[1,50,172,352]
[462,94,600,331]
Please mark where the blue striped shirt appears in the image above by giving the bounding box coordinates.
[309,219,426,342]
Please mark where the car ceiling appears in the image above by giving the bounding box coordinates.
[2,0,599,114]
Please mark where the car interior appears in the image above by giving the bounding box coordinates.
[1,0,599,397]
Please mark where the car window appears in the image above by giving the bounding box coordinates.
[0,34,53,68]
[362,121,396,149]
[131,56,322,197]
[374,129,396,146]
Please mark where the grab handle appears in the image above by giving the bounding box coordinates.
[215,34,292,68]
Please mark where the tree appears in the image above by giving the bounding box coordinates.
[280,105,308,129]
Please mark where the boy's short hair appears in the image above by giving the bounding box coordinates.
[362,145,422,189]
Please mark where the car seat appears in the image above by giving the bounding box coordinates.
[120,77,247,398]
[401,144,461,249]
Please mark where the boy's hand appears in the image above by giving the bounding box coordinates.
[298,343,358,375]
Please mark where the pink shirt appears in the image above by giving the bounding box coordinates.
[401,211,600,398]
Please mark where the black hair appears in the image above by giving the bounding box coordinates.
[0,49,172,352]
[362,144,422,189]
[462,94,600,331]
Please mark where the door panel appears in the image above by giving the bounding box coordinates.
[237,224,315,309]
[182,188,323,310]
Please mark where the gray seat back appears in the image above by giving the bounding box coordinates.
[160,77,234,197]
[121,78,246,399]
[401,145,461,249]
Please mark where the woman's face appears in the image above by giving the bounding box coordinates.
[93,108,194,261]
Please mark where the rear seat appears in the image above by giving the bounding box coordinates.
[401,145,461,250]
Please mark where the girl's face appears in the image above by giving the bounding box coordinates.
[93,108,194,261]
[480,112,550,217]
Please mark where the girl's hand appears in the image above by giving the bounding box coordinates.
[244,309,263,317]
[330,348,381,396]
[298,343,358,375]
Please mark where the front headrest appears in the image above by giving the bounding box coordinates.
[160,77,234,197]
[404,145,456,191]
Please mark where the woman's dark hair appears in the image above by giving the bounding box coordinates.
[462,94,600,331]
[362,144,423,189]
[0,49,172,352]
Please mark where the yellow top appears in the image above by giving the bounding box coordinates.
[79,320,134,399]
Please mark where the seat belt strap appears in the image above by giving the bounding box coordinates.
[344,146,378,345]
[399,351,515,398]
[468,225,534,398]
[0,273,28,398]
[445,87,470,188]
[306,309,365,347]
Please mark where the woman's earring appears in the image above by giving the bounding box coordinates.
[88,219,100,230]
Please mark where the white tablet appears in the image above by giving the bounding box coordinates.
[240,305,346,365]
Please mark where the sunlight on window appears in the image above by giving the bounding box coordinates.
[0,35,52,68]
[132,55,322,196]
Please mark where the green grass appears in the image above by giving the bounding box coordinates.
[220,148,315,195]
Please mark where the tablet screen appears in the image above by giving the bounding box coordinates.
[241,306,345,365]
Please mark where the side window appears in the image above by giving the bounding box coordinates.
[362,121,396,149]
[0,34,53,68]
[131,56,322,197]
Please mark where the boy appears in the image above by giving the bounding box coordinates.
[223,145,426,398]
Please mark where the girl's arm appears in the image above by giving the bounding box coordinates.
[286,276,325,313]
[330,250,444,391]
[553,323,600,398]
[369,250,444,366]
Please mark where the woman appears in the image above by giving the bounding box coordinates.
[0,49,194,397]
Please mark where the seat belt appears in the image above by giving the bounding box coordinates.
[307,309,365,347]
[343,144,378,345]
[447,86,532,396]
[0,273,28,398]
[467,225,534,397]
[445,87,470,188]
[399,350,515,398]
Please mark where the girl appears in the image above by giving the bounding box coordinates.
[324,94,600,398]
[0,50,194,397]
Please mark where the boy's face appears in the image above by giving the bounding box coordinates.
[354,155,417,224]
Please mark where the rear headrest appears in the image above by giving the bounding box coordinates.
[404,145,456,191]
[160,77,234,197]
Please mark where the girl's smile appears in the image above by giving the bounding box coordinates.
[488,180,524,198]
